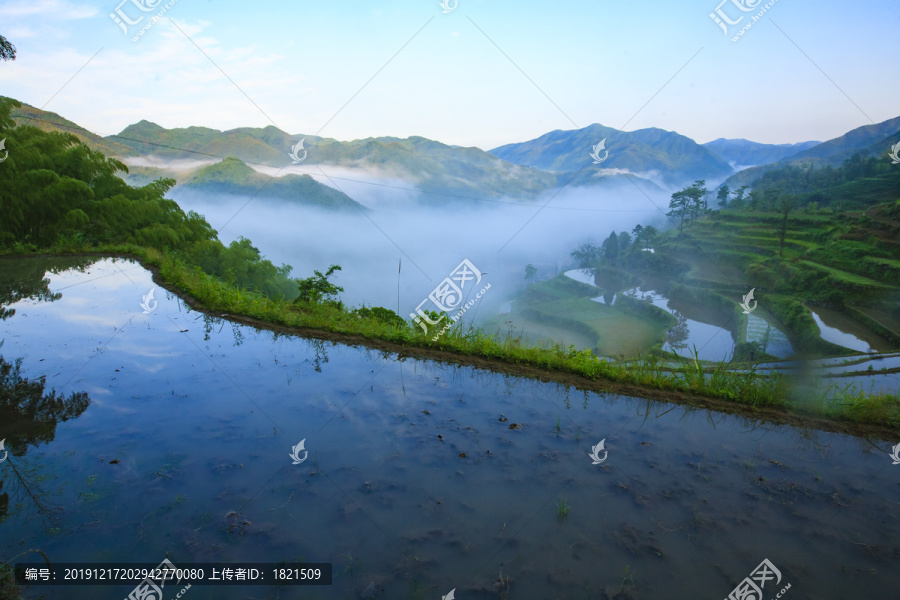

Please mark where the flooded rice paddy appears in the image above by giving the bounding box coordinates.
[564,270,793,361]
[0,257,899,599]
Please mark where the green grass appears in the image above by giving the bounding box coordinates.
[3,243,899,429]
[799,261,892,287]
[481,314,598,354]
[867,256,900,268]
[556,493,571,520]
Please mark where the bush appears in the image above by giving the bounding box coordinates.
[352,305,407,328]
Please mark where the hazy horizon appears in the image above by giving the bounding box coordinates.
[1,0,896,151]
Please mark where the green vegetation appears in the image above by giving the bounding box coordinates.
[11,102,137,158]
[0,34,15,62]
[747,153,900,212]
[182,156,362,210]
[627,165,900,358]
[556,493,570,520]
[102,117,560,200]
[0,96,298,299]
[721,115,900,189]
[0,95,898,428]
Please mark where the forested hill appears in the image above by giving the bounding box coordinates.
[738,152,900,212]
[722,115,900,189]
[11,102,139,158]
[0,95,299,299]
[181,157,363,211]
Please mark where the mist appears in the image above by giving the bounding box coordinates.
[168,173,670,326]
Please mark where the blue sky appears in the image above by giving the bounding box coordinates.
[1,0,898,150]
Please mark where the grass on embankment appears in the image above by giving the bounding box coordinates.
[4,242,900,430]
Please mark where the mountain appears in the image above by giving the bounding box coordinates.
[489,124,734,186]
[5,102,709,202]
[786,115,900,163]
[107,122,563,200]
[181,157,363,211]
[309,136,563,200]
[703,138,820,168]
[10,102,138,158]
[110,120,308,165]
[722,115,900,189]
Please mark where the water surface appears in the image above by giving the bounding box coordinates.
[1,257,898,600]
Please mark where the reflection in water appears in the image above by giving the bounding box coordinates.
[0,354,91,457]
[809,309,874,353]
[746,313,794,358]
[0,256,98,321]
[566,269,738,361]
[1,257,899,599]
[0,353,91,525]
[665,311,689,348]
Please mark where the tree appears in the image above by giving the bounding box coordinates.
[717,184,731,209]
[642,225,659,249]
[732,186,748,210]
[524,263,537,284]
[617,231,631,252]
[762,189,779,213]
[602,231,619,260]
[667,190,689,231]
[687,180,708,224]
[296,264,343,304]
[631,224,644,248]
[775,195,798,257]
[0,35,15,61]
[570,242,600,268]
[747,189,762,211]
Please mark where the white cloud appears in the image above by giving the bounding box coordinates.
[0,0,98,20]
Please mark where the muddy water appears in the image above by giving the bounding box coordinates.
[1,257,899,600]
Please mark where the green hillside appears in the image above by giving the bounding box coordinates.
[110,122,559,200]
[111,120,314,165]
[745,152,900,211]
[723,115,900,189]
[182,157,363,210]
[10,102,138,158]
[311,135,561,200]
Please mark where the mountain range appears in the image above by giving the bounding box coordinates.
[701,138,820,168]
[8,98,899,209]
[489,124,734,186]
[720,115,900,189]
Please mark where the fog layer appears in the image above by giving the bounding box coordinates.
[170,174,671,324]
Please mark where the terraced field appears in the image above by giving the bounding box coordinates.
[481,276,672,356]
[490,203,899,363]
[655,205,900,357]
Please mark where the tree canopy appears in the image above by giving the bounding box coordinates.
[0,96,299,299]
[0,35,15,61]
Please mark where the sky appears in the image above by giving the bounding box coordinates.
[1,0,898,150]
